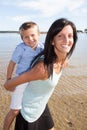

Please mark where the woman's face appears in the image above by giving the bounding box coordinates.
[52,25,74,55]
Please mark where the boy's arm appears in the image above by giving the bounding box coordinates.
[4,62,48,91]
[7,60,16,80]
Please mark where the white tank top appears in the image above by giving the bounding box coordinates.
[21,68,62,122]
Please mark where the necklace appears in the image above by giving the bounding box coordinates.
[54,63,62,73]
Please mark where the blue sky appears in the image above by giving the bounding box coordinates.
[0,0,87,31]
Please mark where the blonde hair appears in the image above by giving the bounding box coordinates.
[19,21,40,38]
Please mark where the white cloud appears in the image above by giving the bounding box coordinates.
[0,0,87,30]
[17,0,86,17]
[1,0,86,18]
[82,8,87,13]
[11,16,31,22]
[67,0,85,11]
[18,0,68,17]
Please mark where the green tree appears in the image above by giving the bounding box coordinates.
[84,29,87,32]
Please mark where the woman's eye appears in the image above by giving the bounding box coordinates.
[58,35,62,37]
[57,35,63,39]
[69,34,73,38]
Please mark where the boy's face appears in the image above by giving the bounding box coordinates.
[21,26,40,49]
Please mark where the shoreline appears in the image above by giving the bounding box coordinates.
[0,61,87,130]
[0,31,47,34]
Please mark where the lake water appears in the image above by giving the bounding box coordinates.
[0,33,87,66]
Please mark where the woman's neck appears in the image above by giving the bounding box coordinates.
[55,54,68,70]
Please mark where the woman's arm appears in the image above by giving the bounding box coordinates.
[4,62,48,91]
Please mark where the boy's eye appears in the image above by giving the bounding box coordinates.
[25,36,28,39]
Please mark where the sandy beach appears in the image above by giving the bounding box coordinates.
[0,60,87,130]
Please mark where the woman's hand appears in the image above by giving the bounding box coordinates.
[4,61,48,91]
[4,79,15,91]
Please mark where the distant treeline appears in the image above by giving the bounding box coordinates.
[0,30,87,33]
[0,31,47,34]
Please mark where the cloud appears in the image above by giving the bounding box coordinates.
[81,8,87,13]
[11,16,31,22]
[18,0,68,17]
[0,0,87,30]
[1,0,86,18]
[16,0,85,17]
[67,0,85,11]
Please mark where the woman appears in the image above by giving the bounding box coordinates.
[4,18,78,130]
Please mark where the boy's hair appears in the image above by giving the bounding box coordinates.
[19,21,40,38]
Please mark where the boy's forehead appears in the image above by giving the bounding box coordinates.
[20,27,40,36]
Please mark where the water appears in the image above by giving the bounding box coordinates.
[0,33,87,66]
[69,33,87,66]
[0,33,46,63]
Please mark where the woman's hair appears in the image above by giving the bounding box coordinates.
[32,18,78,76]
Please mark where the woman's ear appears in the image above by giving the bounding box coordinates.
[51,42,54,45]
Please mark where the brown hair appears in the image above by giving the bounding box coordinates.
[19,21,40,38]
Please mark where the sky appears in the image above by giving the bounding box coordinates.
[0,0,87,32]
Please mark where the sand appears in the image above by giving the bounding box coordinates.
[0,62,87,130]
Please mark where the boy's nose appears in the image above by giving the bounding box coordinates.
[28,36,33,41]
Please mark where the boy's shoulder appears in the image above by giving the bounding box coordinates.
[16,42,26,50]
[38,42,44,48]
[17,42,25,47]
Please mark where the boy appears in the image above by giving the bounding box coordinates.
[3,21,44,130]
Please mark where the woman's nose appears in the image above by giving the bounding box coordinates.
[64,36,69,43]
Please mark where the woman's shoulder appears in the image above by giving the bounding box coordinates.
[32,61,48,80]
[31,55,44,67]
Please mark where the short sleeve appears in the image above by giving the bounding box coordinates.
[11,44,24,64]
[31,55,44,68]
